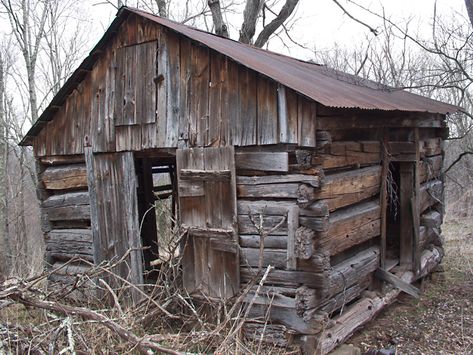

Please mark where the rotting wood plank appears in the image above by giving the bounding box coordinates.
[237,174,320,187]
[235,151,289,172]
[375,267,420,298]
[42,165,87,190]
[328,246,380,296]
[419,179,443,213]
[298,96,316,147]
[235,66,257,146]
[46,229,93,262]
[312,141,381,170]
[420,210,442,228]
[241,267,325,289]
[248,304,327,335]
[318,271,415,354]
[257,75,278,145]
[313,166,381,211]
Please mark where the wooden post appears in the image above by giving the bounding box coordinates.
[399,162,414,269]
[413,128,421,276]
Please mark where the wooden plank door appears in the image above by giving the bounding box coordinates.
[85,148,143,302]
[177,146,239,299]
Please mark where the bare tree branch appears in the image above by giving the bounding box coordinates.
[239,0,264,44]
[254,0,299,48]
[332,0,378,35]
[207,0,229,37]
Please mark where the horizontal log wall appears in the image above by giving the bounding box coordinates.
[37,155,94,293]
[239,111,447,351]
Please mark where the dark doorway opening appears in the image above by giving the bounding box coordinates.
[386,161,401,270]
[135,155,177,282]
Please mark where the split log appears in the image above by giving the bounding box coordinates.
[419,179,443,213]
[240,248,288,269]
[244,252,327,274]
[318,200,381,256]
[318,271,415,354]
[295,226,316,259]
[235,151,288,172]
[238,215,288,235]
[237,200,296,215]
[40,155,85,165]
[299,216,329,233]
[420,210,442,228]
[243,323,293,347]
[41,164,87,190]
[296,277,371,317]
[241,268,325,289]
[419,226,443,249]
[237,174,320,188]
[418,246,443,278]
[419,155,443,183]
[312,141,381,170]
[248,304,328,335]
[313,166,381,212]
[43,192,90,222]
[45,229,93,262]
[327,246,380,297]
[239,235,287,249]
[299,201,329,218]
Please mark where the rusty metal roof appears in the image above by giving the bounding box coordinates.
[20,6,458,145]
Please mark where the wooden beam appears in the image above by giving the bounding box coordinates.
[375,268,420,298]
[235,151,289,172]
[399,162,414,269]
[379,132,389,269]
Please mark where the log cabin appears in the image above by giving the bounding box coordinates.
[19,6,457,354]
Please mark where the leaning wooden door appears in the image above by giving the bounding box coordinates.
[177,146,239,299]
[85,148,143,300]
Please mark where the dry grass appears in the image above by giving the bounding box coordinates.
[348,217,473,354]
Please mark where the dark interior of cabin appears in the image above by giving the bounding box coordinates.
[135,154,177,281]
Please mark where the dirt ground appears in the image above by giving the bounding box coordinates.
[346,218,473,355]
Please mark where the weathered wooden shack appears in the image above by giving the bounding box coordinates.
[20,6,456,354]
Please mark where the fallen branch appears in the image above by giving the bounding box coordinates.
[6,291,182,355]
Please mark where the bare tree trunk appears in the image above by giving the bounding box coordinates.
[254,0,299,48]
[207,0,229,37]
[156,0,167,17]
[1,0,49,124]
[0,53,10,276]
[239,0,264,44]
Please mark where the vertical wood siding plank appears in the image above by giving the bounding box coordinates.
[156,29,168,147]
[178,38,192,148]
[208,53,228,146]
[237,67,257,146]
[165,31,180,147]
[298,97,316,147]
[257,75,278,145]
[190,44,209,147]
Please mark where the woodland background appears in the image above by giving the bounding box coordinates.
[0,0,471,287]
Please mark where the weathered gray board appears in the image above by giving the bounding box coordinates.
[177,146,239,299]
[85,148,143,302]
